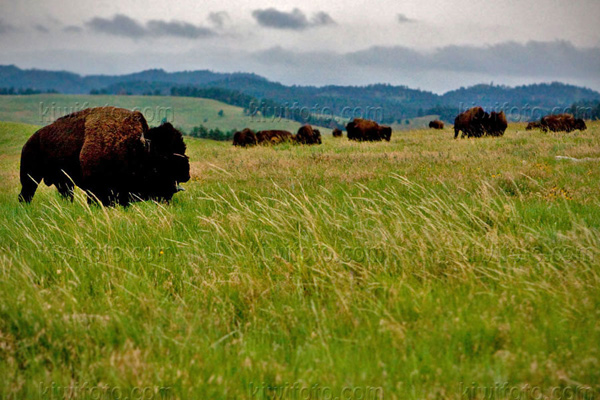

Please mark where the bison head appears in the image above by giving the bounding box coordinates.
[313,129,323,144]
[141,122,190,201]
[381,126,392,141]
[574,118,587,131]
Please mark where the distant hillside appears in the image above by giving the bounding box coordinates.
[0,94,306,133]
[2,65,599,123]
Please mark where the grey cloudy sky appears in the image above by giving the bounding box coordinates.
[0,0,599,92]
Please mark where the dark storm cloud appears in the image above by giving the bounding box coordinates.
[253,40,600,80]
[251,8,335,30]
[397,14,415,23]
[86,14,215,39]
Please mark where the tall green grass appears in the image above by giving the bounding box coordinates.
[0,121,599,399]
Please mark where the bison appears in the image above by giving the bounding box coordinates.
[454,107,487,138]
[526,121,542,131]
[540,114,587,132]
[19,106,189,206]
[256,130,293,145]
[484,111,508,137]
[294,125,322,145]
[332,128,343,138]
[232,128,258,147]
[428,120,444,130]
[346,119,392,142]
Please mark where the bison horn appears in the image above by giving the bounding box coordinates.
[176,184,185,192]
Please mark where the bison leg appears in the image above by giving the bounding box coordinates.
[454,127,460,139]
[19,138,43,203]
[56,180,75,201]
[19,172,42,203]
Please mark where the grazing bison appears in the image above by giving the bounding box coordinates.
[540,114,587,133]
[454,107,487,138]
[332,128,343,138]
[294,125,322,145]
[256,130,293,145]
[428,120,444,130]
[526,121,542,131]
[232,128,258,147]
[19,107,189,206]
[346,118,392,142]
[484,111,508,137]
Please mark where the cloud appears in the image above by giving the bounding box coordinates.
[63,26,83,33]
[252,40,600,80]
[85,14,215,39]
[397,14,415,24]
[208,11,230,28]
[87,14,146,38]
[0,20,14,35]
[251,8,335,30]
[35,24,50,33]
[146,20,214,38]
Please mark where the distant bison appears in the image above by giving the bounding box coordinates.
[428,120,444,130]
[256,130,293,145]
[540,114,587,133]
[233,128,258,147]
[454,107,487,138]
[332,128,343,138]
[484,111,508,137]
[295,125,322,145]
[526,121,542,131]
[346,118,392,142]
[19,107,190,206]
[454,107,507,138]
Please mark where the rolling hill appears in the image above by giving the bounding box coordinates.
[2,65,599,123]
[0,94,308,133]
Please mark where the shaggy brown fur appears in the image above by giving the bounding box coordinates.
[346,118,392,142]
[332,128,343,137]
[294,125,322,145]
[540,114,587,132]
[428,120,444,130]
[454,107,487,138]
[256,130,293,145]
[484,111,508,137]
[232,128,258,147]
[19,107,189,206]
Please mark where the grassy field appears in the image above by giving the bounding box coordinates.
[1,118,599,399]
[0,94,310,134]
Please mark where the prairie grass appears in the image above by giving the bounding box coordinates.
[0,121,599,399]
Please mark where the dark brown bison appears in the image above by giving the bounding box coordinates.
[484,111,508,137]
[454,107,487,138]
[346,119,392,142]
[19,107,189,206]
[232,128,258,147]
[294,125,322,145]
[256,130,293,145]
[428,120,444,130]
[526,121,542,131]
[332,128,343,137]
[540,114,587,132]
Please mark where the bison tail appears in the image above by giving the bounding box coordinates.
[19,133,44,203]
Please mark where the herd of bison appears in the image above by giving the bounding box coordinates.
[18,106,589,206]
